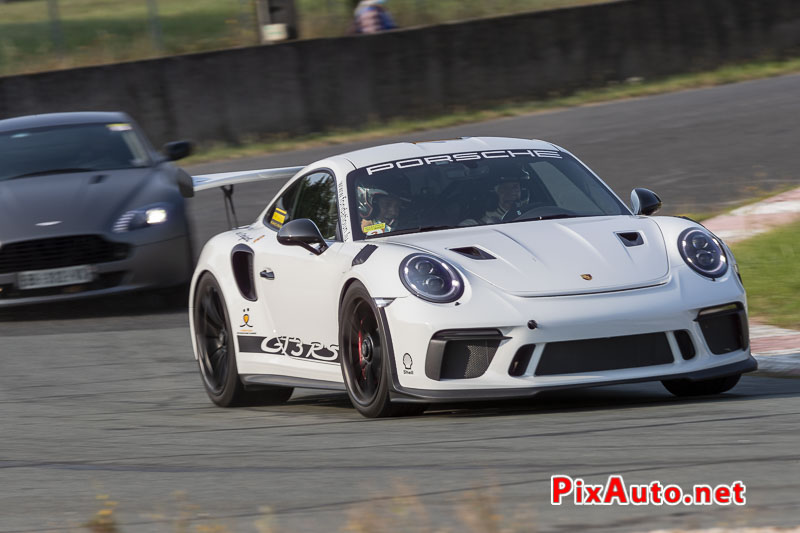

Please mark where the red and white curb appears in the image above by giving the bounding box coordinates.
[703,187,800,245]
[702,186,800,376]
[750,323,800,378]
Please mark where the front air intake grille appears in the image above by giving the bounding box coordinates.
[697,303,748,354]
[440,339,500,379]
[674,330,696,360]
[0,235,129,274]
[425,329,505,380]
[535,332,673,376]
[508,344,536,376]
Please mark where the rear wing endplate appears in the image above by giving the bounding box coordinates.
[192,166,304,229]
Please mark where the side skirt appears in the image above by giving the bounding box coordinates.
[241,374,346,392]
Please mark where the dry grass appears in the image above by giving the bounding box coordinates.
[0,0,609,76]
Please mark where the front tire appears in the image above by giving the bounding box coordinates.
[193,273,293,407]
[339,282,426,418]
[662,373,742,397]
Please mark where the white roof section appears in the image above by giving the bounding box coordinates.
[338,137,560,169]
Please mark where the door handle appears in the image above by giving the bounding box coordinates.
[260,269,275,280]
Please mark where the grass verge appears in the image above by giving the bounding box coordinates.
[0,0,609,77]
[183,55,800,166]
[732,218,800,330]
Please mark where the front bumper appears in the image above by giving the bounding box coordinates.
[389,355,757,402]
[381,268,756,402]
[0,235,192,307]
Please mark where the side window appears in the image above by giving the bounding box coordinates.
[266,180,302,230]
[265,172,339,240]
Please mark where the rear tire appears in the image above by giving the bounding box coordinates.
[339,281,426,418]
[193,273,293,407]
[662,373,741,397]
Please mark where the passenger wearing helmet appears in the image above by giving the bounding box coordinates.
[459,165,529,226]
[358,186,405,235]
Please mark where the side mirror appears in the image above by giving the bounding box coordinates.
[631,188,662,216]
[163,140,193,161]
[277,218,328,255]
[175,168,194,198]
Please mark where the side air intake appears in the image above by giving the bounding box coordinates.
[231,244,257,301]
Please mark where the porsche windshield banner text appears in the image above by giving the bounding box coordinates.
[364,149,562,175]
[551,475,746,506]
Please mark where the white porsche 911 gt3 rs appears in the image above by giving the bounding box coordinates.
[189,137,756,418]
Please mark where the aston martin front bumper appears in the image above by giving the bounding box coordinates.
[0,235,192,307]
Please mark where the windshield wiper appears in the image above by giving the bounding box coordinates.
[6,168,98,180]
[374,225,457,237]
[514,213,588,222]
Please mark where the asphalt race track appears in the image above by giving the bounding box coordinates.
[2,75,800,532]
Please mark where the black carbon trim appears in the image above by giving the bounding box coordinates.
[241,374,346,391]
[389,356,757,403]
[352,244,378,266]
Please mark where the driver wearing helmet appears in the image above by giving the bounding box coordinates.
[358,186,406,235]
[481,170,526,224]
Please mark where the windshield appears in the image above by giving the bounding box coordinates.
[347,148,629,239]
[0,122,152,181]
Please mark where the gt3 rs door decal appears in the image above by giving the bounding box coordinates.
[238,335,340,364]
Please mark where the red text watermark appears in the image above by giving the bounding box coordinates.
[551,475,746,506]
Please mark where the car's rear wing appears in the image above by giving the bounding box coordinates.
[192,166,304,229]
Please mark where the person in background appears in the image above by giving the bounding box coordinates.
[352,0,397,34]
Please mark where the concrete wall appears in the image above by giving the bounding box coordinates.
[2,0,800,146]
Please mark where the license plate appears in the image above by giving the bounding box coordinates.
[17,265,95,290]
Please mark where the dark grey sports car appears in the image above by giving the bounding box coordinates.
[0,111,195,306]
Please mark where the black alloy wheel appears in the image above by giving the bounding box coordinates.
[339,281,426,418]
[193,273,292,407]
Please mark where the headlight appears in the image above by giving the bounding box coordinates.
[678,228,728,279]
[113,205,169,233]
[399,253,464,303]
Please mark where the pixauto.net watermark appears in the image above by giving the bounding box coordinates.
[551,475,746,506]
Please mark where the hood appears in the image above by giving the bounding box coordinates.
[0,168,157,242]
[383,216,670,297]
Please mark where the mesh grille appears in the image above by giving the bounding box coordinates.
[698,312,746,355]
[0,235,129,274]
[535,332,673,376]
[440,339,499,379]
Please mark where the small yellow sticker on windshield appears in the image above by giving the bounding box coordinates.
[107,123,132,132]
[270,208,286,228]
[362,222,385,233]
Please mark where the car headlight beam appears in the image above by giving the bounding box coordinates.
[678,228,728,279]
[399,253,464,303]
[113,204,169,233]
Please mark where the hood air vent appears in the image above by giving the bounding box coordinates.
[450,246,495,260]
[616,232,644,247]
